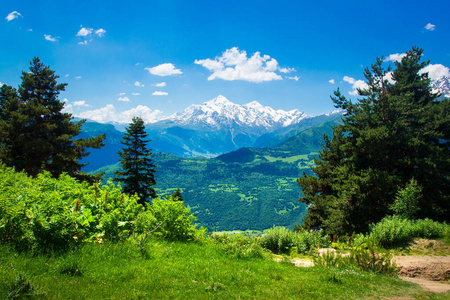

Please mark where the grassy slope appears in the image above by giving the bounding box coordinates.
[2,241,443,300]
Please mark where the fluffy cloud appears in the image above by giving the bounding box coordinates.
[76,26,106,45]
[6,11,22,21]
[134,81,144,87]
[287,76,300,81]
[329,79,335,84]
[75,104,163,124]
[117,92,126,96]
[118,97,130,102]
[152,91,168,96]
[77,27,93,37]
[385,53,406,62]
[146,63,182,76]
[154,82,166,87]
[419,64,450,81]
[194,47,294,83]
[343,76,369,96]
[424,23,435,31]
[75,76,82,79]
[44,34,58,42]
[95,29,106,37]
[73,100,90,107]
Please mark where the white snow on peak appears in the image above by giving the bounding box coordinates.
[431,76,450,98]
[166,95,310,130]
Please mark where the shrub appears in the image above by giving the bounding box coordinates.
[0,165,203,253]
[214,234,264,259]
[413,219,448,239]
[369,215,414,248]
[261,226,329,254]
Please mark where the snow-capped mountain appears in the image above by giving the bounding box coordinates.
[160,95,310,131]
[430,76,450,98]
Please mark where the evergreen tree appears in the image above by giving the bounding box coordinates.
[114,117,157,206]
[297,47,450,235]
[0,57,105,180]
[171,188,184,202]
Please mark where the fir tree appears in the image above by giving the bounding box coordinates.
[171,188,184,202]
[0,57,105,181]
[114,117,157,206]
[297,47,450,235]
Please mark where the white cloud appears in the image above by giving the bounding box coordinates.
[117,92,126,96]
[419,64,450,81]
[78,40,90,46]
[343,76,369,96]
[132,93,141,96]
[65,74,69,78]
[6,11,22,21]
[118,97,130,102]
[385,53,406,62]
[44,34,58,42]
[425,23,435,31]
[75,76,82,79]
[329,79,335,84]
[154,82,166,87]
[146,63,182,76]
[75,104,163,124]
[152,91,168,96]
[77,27,93,37]
[73,100,90,107]
[134,81,144,87]
[0,82,3,87]
[194,47,293,83]
[279,67,296,73]
[95,28,106,37]
[287,76,300,81]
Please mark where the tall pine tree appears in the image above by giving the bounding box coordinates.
[297,47,450,235]
[114,117,157,206]
[0,57,105,180]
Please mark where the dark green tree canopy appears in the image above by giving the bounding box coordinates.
[297,47,449,235]
[0,57,105,181]
[114,116,157,206]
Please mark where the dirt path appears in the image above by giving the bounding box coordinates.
[400,276,450,293]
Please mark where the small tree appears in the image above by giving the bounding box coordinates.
[390,178,421,220]
[171,188,184,202]
[0,57,105,181]
[114,117,157,206]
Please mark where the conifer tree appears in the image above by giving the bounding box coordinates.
[114,117,157,206]
[0,57,105,181]
[171,188,184,202]
[297,47,450,235]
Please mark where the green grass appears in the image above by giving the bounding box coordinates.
[1,241,445,300]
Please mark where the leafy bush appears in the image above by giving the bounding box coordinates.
[368,215,414,247]
[315,238,397,275]
[0,165,202,253]
[412,218,448,239]
[369,215,449,248]
[212,234,264,259]
[260,226,329,254]
[389,178,421,219]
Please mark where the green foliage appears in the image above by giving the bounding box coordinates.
[212,234,265,259]
[260,226,329,254]
[315,239,397,276]
[0,241,428,299]
[368,215,449,248]
[0,165,202,253]
[0,57,105,181]
[298,47,450,235]
[390,178,421,219]
[114,117,157,205]
[5,273,39,299]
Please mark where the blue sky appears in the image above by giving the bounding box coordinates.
[2,0,450,123]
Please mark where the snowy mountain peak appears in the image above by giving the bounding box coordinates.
[164,95,310,131]
[431,76,450,98]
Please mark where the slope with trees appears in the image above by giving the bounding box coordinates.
[0,58,105,182]
[297,47,450,235]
